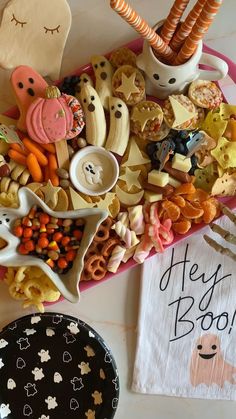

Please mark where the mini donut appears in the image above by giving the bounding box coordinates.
[188,80,223,109]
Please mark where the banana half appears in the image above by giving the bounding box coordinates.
[105,96,130,156]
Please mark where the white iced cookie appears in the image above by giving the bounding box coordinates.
[0,0,71,79]
[91,55,114,110]
[105,97,130,156]
[80,84,106,147]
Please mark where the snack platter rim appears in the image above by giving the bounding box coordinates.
[1,37,236,297]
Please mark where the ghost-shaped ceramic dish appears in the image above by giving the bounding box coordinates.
[70,146,119,196]
[0,0,72,79]
[0,188,108,302]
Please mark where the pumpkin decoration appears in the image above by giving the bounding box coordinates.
[26,85,85,144]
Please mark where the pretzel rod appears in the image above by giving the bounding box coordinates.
[221,204,236,226]
[170,0,207,51]
[110,0,176,61]
[173,0,223,65]
[204,235,236,262]
[211,223,236,245]
[160,0,190,45]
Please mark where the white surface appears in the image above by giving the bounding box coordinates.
[0,1,236,418]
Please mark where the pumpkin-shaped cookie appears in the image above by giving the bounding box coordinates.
[26,86,85,144]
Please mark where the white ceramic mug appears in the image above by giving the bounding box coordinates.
[137,20,228,99]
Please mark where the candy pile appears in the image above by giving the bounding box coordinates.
[12,206,85,274]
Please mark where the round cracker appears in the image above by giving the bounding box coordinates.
[188,80,223,109]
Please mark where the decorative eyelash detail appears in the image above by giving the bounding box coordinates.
[11,13,27,28]
[44,25,60,35]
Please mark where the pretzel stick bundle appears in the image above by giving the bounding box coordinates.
[170,0,207,51]
[160,0,190,45]
[110,0,176,62]
[173,0,223,65]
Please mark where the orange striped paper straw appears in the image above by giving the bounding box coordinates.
[170,0,207,51]
[160,0,190,45]
[110,0,176,62]
[173,0,223,65]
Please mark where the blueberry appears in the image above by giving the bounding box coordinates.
[146,142,157,157]
[174,141,188,155]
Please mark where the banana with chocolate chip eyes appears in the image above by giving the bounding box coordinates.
[91,55,114,111]
[75,72,94,101]
[105,97,130,156]
[80,84,106,147]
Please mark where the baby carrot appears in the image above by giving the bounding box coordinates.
[9,143,29,156]
[22,137,48,166]
[8,149,27,166]
[40,143,56,154]
[48,153,59,186]
[44,165,50,182]
[27,153,43,182]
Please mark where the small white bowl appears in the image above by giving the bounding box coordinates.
[70,146,119,196]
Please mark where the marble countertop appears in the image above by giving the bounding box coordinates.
[0,1,236,418]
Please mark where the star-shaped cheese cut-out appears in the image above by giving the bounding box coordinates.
[115,72,140,101]
[121,138,151,167]
[131,107,162,131]
[0,187,107,303]
[119,167,141,191]
[95,193,116,216]
[40,180,60,208]
[169,96,196,128]
[69,187,96,209]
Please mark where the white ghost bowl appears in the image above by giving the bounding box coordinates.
[0,187,108,302]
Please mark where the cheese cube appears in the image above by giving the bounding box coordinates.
[168,176,181,188]
[171,153,191,173]
[144,191,163,203]
[148,170,169,187]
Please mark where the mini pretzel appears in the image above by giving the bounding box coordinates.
[84,241,104,260]
[94,217,113,242]
[85,254,107,281]
[102,237,120,258]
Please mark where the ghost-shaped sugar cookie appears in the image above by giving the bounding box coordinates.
[0,0,72,80]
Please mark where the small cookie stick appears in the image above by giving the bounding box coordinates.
[221,204,236,226]
[110,0,176,62]
[173,0,223,65]
[160,0,190,45]
[210,223,236,245]
[170,0,207,51]
[55,139,70,170]
[203,235,236,263]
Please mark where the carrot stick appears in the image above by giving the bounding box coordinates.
[40,143,56,154]
[9,143,29,156]
[44,165,50,182]
[22,137,48,166]
[160,0,190,45]
[110,0,176,62]
[48,153,59,186]
[170,0,207,51]
[8,149,27,166]
[26,153,43,182]
[173,0,223,65]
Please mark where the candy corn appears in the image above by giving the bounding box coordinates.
[160,0,190,45]
[170,0,207,51]
[173,0,223,65]
[110,0,176,62]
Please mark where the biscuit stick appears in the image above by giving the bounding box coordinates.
[170,0,207,51]
[173,0,223,65]
[203,235,236,262]
[110,0,176,62]
[160,0,190,45]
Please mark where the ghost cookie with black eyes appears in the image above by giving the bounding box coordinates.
[75,72,94,101]
[10,65,48,132]
[112,65,145,106]
[80,84,106,147]
[91,55,114,111]
[105,97,130,156]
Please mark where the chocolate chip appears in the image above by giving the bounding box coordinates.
[88,103,95,112]
[100,72,107,80]
[115,110,122,119]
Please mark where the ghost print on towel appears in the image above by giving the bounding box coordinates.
[132,215,236,400]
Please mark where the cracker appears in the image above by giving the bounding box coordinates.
[188,79,223,109]
[109,47,137,69]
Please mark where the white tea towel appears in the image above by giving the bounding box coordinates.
[132,215,236,400]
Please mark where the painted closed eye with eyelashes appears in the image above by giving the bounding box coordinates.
[44,25,60,35]
[11,13,27,28]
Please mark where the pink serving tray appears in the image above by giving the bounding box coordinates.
[1,38,236,294]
